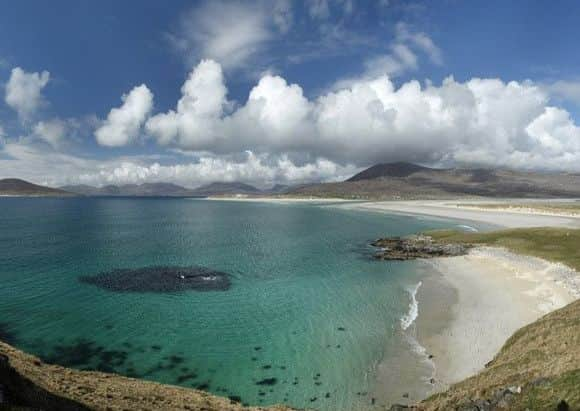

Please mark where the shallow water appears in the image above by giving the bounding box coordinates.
[0,197,457,410]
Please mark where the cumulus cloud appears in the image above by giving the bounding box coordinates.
[543,80,580,105]
[4,67,50,120]
[170,1,290,70]
[95,84,153,147]
[0,140,356,188]
[143,59,580,172]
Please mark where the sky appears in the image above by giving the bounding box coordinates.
[2,0,580,188]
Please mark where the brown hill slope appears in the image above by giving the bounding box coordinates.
[0,340,292,411]
[291,163,580,200]
[0,179,76,197]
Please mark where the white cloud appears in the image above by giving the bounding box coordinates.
[145,60,227,147]
[170,1,290,70]
[543,80,580,105]
[395,22,442,66]
[95,84,153,147]
[307,0,331,19]
[4,67,50,120]
[144,59,580,172]
[33,118,67,148]
[0,140,356,188]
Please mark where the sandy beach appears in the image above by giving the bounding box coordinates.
[338,199,580,228]
[345,199,580,404]
[418,248,579,388]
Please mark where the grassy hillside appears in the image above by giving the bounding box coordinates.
[427,227,580,271]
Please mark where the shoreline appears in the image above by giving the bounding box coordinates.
[417,247,579,391]
[336,199,580,228]
[342,199,580,406]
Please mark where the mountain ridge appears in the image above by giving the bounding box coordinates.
[290,162,580,199]
[0,179,76,197]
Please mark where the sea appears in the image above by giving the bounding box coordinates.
[0,197,466,410]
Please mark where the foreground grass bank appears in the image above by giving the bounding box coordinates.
[0,340,292,411]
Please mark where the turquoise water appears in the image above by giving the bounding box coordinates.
[0,198,455,410]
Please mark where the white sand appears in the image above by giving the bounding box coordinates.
[204,196,354,204]
[336,198,580,399]
[420,247,579,387]
[338,199,580,228]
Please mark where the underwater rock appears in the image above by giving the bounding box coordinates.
[256,378,278,386]
[0,323,15,344]
[80,266,231,293]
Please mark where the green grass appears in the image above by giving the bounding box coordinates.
[515,369,580,411]
[426,227,580,271]
[458,202,580,215]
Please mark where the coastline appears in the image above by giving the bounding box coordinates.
[339,198,580,406]
[418,248,578,389]
[336,199,580,228]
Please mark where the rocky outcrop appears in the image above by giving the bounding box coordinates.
[0,341,293,411]
[371,235,470,260]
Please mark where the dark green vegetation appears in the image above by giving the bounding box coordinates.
[0,178,76,197]
[427,227,580,271]
[290,162,580,199]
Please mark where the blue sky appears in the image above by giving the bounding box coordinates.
[2,0,580,187]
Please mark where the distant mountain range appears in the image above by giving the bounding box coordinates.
[0,179,76,197]
[290,162,580,199]
[5,162,580,199]
[60,182,202,197]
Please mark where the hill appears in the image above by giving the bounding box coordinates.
[192,182,262,196]
[290,162,580,200]
[0,178,76,197]
[61,183,202,197]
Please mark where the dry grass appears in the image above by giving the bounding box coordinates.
[0,340,292,411]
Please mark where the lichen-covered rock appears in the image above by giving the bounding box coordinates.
[371,235,470,260]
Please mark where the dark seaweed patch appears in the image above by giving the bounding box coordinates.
[196,382,211,390]
[229,395,242,403]
[42,338,130,373]
[176,373,198,384]
[256,377,278,386]
[80,265,231,293]
[0,322,16,344]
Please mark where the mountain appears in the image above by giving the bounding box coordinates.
[265,184,291,194]
[347,162,435,181]
[191,182,262,196]
[61,183,202,197]
[0,179,76,197]
[290,162,580,199]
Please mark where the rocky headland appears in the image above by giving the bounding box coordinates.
[371,235,471,260]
